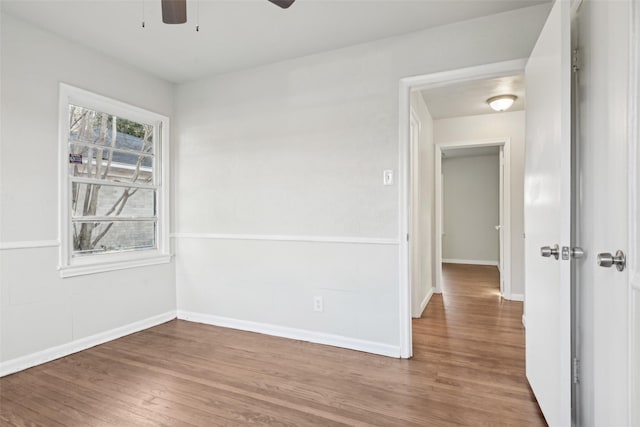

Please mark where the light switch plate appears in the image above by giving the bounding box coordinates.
[383,170,393,186]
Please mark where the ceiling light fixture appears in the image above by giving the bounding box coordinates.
[487,94,517,112]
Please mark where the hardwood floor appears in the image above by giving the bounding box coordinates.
[0,263,546,426]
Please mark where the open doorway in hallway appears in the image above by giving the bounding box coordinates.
[438,142,507,298]
[406,72,526,329]
[400,64,543,422]
[399,60,528,354]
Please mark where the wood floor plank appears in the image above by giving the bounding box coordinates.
[43,353,347,426]
[96,332,516,425]
[0,396,67,427]
[0,263,546,426]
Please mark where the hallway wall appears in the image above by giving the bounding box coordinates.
[442,153,500,264]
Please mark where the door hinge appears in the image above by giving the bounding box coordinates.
[406,233,409,242]
[572,358,580,384]
[572,48,580,72]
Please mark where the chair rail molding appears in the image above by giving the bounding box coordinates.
[0,240,60,250]
[171,233,399,246]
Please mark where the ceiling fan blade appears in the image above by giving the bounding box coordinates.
[267,0,296,9]
[162,0,187,24]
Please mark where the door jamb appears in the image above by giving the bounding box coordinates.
[397,58,527,358]
[434,138,512,299]
[628,0,639,423]
[409,108,424,318]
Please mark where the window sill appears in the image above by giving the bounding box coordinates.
[58,254,172,278]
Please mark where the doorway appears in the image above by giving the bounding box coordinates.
[401,62,545,424]
[434,139,511,299]
[397,58,527,358]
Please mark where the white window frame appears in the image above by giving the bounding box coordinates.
[57,83,171,278]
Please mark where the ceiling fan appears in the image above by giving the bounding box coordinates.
[161,0,296,24]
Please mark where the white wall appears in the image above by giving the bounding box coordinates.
[434,110,525,296]
[174,6,548,352]
[442,153,500,263]
[0,14,176,365]
[410,93,434,317]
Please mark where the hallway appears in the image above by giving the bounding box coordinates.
[412,263,546,425]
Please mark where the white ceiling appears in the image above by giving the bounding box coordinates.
[421,73,525,119]
[1,0,546,83]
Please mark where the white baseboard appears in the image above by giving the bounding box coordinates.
[442,259,499,267]
[413,287,434,318]
[0,311,176,377]
[509,293,524,302]
[177,310,401,358]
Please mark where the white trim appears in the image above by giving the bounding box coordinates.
[409,107,423,322]
[58,83,171,278]
[630,0,640,289]
[72,216,157,222]
[522,314,526,329]
[70,139,156,159]
[413,287,434,318]
[630,292,639,427]
[70,176,158,190]
[510,293,525,302]
[398,59,526,358]
[58,254,172,278]
[0,240,60,250]
[177,311,400,358]
[400,59,529,92]
[499,146,505,293]
[442,259,499,267]
[171,233,399,246]
[61,84,169,126]
[0,311,176,377]
[410,108,422,132]
[398,77,412,358]
[435,156,444,293]
[629,0,640,423]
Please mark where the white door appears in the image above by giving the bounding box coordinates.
[575,0,632,425]
[524,0,572,425]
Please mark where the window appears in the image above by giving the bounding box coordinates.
[58,84,170,277]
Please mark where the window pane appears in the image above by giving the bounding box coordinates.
[69,144,153,184]
[71,183,156,218]
[69,104,154,154]
[72,221,156,255]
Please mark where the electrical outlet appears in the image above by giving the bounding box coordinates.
[313,296,323,312]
